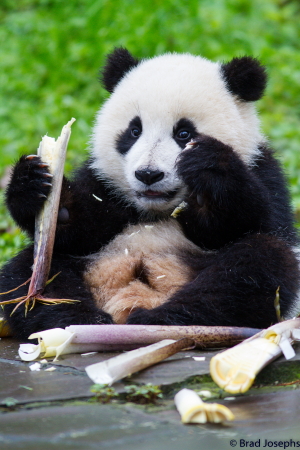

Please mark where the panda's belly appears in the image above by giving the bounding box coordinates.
[83,220,204,323]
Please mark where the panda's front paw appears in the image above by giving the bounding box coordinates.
[95,310,114,325]
[6,155,53,218]
[176,135,235,201]
[126,308,168,325]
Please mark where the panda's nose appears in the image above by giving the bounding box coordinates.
[135,169,164,185]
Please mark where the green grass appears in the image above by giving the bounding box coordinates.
[0,0,300,266]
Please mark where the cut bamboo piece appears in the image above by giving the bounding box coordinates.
[0,317,12,337]
[174,388,234,424]
[85,338,194,385]
[210,318,300,394]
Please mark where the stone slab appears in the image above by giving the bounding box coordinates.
[0,338,218,405]
[1,390,300,450]
[0,403,228,450]
[0,360,92,405]
[0,338,220,402]
[1,337,300,450]
[1,338,300,406]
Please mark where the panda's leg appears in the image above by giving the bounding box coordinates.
[0,246,112,341]
[85,252,189,324]
[127,233,300,328]
[103,281,167,324]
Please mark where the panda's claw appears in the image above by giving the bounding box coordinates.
[26,154,39,160]
[126,307,168,325]
[42,172,53,178]
[183,140,198,151]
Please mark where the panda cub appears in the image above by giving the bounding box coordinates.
[1,48,299,340]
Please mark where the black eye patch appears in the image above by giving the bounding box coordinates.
[173,118,198,149]
[116,116,142,155]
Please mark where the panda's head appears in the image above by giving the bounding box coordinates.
[90,48,267,215]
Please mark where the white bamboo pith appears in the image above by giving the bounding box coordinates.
[170,201,187,218]
[174,388,234,423]
[210,318,300,394]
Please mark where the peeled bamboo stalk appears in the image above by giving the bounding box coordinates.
[85,338,194,385]
[210,318,300,394]
[0,119,77,315]
[28,118,76,297]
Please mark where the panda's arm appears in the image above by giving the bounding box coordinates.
[5,156,139,255]
[176,136,297,250]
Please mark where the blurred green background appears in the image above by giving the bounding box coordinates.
[0,0,299,266]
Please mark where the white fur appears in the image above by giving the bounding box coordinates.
[90,52,264,213]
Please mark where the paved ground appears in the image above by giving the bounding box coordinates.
[1,338,300,450]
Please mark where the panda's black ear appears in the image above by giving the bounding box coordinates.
[221,57,267,101]
[100,47,140,93]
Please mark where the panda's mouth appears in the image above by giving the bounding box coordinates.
[137,189,178,201]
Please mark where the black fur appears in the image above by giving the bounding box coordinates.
[175,137,297,249]
[116,116,142,155]
[101,47,139,93]
[221,57,267,101]
[173,119,198,149]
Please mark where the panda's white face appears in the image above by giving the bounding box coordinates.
[91,53,263,214]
